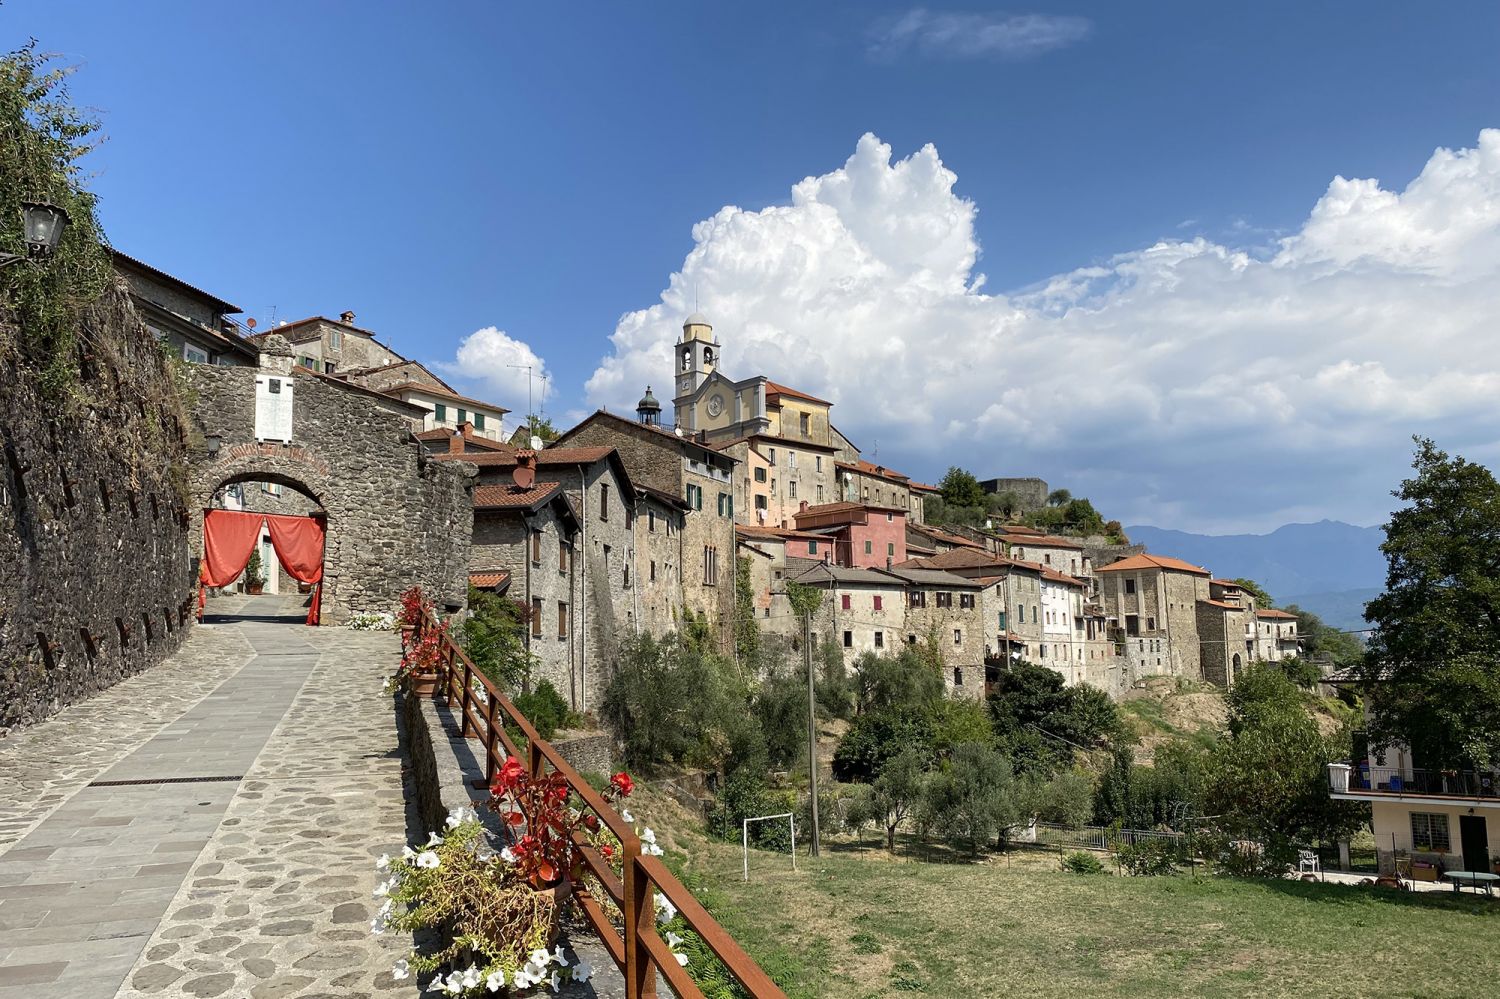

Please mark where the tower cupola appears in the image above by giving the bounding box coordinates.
[636,385,662,426]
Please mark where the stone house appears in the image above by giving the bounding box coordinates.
[1036,566,1090,683]
[1195,578,1259,687]
[835,458,928,524]
[113,251,257,366]
[249,313,404,375]
[998,530,1090,579]
[791,501,907,569]
[790,562,909,666]
[415,423,511,457]
[884,566,985,698]
[1095,553,1211,680]
[907,522,987,556]
[432,445,637,710]
[1255,608,1301,661]
[467,478,581,703]
[633,487,688,639]
[549,409,738,648]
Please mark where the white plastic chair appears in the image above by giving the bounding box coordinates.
[1298,850,1321,876]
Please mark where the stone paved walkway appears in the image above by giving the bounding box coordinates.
[0,595,419,999]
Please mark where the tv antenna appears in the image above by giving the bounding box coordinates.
[508,363,548,428]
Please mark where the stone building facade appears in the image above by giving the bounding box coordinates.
[113,250,256,367]
[467,479,581,703]
[791,501,907,569]
[633,488,687,639]
[885,567,985,697]
[1,286,198,730]
[978,476,1050,512]
[1096,553,1211,680]
[791,562,908,666]
[188,335,474,624]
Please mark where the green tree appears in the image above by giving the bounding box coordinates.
[462,587,536,690]
[1365,439,1500,768]
[733,556,761,670]
[851,646,945,717]
[1047,488,1072,507]
[870,747,930,851]
[989,661,1122,772]
[939,466,987,509]
[752,665,807,771]
[1025,770,1094,828]
[924,742,1021,855]
[831,710,933,782]
[1204,665,1365,848]
[1285,604,1364,669]
[814,639,854,720]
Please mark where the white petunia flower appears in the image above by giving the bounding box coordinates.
[460,965,482,989]
[370,915,386,936]
[655,892,677,924]
[620,807,635,824]
[644,842,664,857]
[572,959,594,983]
[376,853,391,872]
[674,952,689,967]
[550,969,564,992]
[486,969,505,992]
[549,945,569,967]
[444,970,466,994]
[667,931,684,949]
[528,948,551,969]
[416,851,440,869]
[402,845,417,861]
[392,959,410,980]
[641,827,657,844]
[426,831,444,847]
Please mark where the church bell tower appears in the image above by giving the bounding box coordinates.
[672,313,717,427]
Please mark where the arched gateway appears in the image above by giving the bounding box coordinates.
[185,333,473,625]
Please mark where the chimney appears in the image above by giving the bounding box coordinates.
[458,420,474,438]
[339,310,355,324]
[448,428,465,455]
[887,556,893,570]
[799,500,809,512]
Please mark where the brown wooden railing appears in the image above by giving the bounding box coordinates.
[408,611,787,999]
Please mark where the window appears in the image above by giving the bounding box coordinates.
[887,542,895,557]
[717,492,733,517]
[1044,554,1051,565]
[817,485,824,502]
[263,482,283,496]
[603,544,610,567]
[1411,813,1450,852]
[532,598,543,638]
[183,344,209,364]
[623,562,630,587]
[435,403,448,422]
[686,484,702,510]
[873,595,883,611]
[648,510,656,532]
[329,329,342,349]
[458,408,468,425]
[754,494,767,511]
[768,447,777,465]
[650,560,657,582]
[298,355,317,369]
[1125,578,1137,594]
[841,594,851,610]
[531,531,542,565]
[998,611,1007,630]
[475,413,486,430]
[788,481,797,499]
[953,667,963,686]
[815,456,822,472]
[703,545,719,585]
[960,593,975,609]
[864,540,873,555]
[800,413,810,436]
[936,592,952,608]
[953,629,962,645]
[754,467,767,483]
[599,483,609,520]
[558,541,569,574]
[1017,603,1024,623]
[842,630,853,648]
[909,591,926,608]
[558,602,568,639]
[1147,616,1156,631]
[324,361,336,374]
[874,631,884,648]
[809,540,819,554]
[788,451,798,469]
[1032,606,1038,624]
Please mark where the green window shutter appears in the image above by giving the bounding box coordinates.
[474,413,485,430]
[435,403,447,421]
[458,408,468,424]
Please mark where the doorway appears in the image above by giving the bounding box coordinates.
[1459,814,1489,873]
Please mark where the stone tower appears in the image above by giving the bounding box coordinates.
[673,313,717,405]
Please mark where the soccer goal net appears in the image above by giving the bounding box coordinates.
[742,811,797,881]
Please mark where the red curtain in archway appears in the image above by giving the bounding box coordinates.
[198,509,326,625]
[266,513,326,625]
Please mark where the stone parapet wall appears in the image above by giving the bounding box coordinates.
[0,288,196,731]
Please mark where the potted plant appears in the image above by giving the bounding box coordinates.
[245,549,266,595]
[375,769,645,994]
[386,618,447,697]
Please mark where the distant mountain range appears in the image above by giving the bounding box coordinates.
[1122,520,1386,631]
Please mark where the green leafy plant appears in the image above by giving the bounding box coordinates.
[1113,837,1179,877]
[1061,850,1105,874]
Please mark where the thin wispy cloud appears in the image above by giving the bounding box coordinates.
[868,8,1091,62]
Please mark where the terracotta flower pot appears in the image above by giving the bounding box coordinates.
[248,582,265,595]
[536,879,572,948]
[408,672,440,697]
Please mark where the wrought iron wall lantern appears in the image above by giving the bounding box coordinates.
[0,200,71,269]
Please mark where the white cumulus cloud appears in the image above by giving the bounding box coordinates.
[868,9,1091,62]
[436,326,551,414]
[586,130,1500,532]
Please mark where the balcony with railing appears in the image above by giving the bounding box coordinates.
[1328,762,1500,804]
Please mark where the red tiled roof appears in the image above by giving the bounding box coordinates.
[383,381,511,415]
[736,524,824,541]
[432,445,616,467]
[896,548,1009,571]
[1199,598,1241,611]
[835,459,912,484]
[910,524,985,549]
[414,427,508,451]
[765,380,831,406]
[1256,608,1299,619]
[471,481,562,510]
[469,571,511,590]
[1211,578,1240,587]
[908,481,940,493]
[1038,566,1087,588]
[1094,553,1211,576]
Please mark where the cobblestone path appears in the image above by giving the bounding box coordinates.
[0,595,420,999]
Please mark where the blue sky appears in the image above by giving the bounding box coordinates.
[9,2,1500,532]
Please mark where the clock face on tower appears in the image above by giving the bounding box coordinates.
[706,393,725,418]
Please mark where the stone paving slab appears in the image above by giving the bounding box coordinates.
[0,624,256,852]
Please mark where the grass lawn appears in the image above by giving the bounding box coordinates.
[647,797,1500,999]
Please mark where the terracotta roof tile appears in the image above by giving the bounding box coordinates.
[1199,598,1242,611]
[383,381,511,414]
[835,459,912,483]
[1000,532,1083,550]
[765,380,831,406]
[471,481,562,510]
[1094,553,1211,576]
[1256,608,1299,619]
[469,571,511,590]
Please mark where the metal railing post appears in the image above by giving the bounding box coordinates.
[460,659,473,738]
[624,851,655,999]
[484,695,499,786]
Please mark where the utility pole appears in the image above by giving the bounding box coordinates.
[804,605,820,858]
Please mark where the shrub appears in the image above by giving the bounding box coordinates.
[1113,836,1179,876]
[512,679,573,740]
[1062,851,1105,874]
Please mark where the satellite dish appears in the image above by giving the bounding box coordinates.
[530,435,543,451]
[246,317,258,329]
[512,463,535,489]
